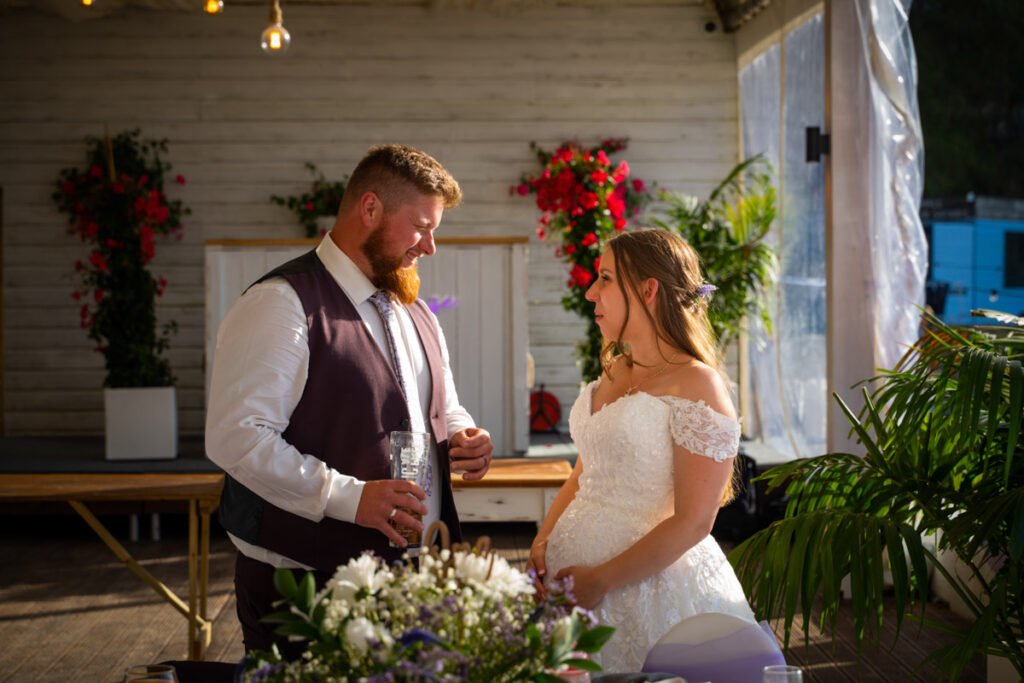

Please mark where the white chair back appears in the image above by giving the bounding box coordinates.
[642,612,786,683]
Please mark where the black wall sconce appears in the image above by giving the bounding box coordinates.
[806,126,831,163]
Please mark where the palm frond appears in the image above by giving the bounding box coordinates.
[732,309,1024,676]
[729,511,930,649]
[972,309,1024,327]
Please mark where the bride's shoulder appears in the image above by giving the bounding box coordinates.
[659,363,740,461]
[661,361,736,422]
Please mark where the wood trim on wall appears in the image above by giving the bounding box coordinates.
[0,186,5,436]
[204,237,529,247]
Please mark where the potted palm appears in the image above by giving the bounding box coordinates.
[650,155,778,353]
[728,309,1024,680]
[53,129,188,460]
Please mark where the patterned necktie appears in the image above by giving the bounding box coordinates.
[369,290,432,496]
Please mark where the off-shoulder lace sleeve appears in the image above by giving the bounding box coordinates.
[659,396,740,462]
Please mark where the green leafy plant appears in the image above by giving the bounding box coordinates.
[52,129,188,388]
[516,139,653,381]
[729,309,1024,680]
[271,162,348,238]
[241,533,614,682]
[651,156,777,352]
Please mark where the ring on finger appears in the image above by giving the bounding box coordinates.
[388,507,398,520]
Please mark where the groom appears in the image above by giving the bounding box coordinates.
[206,143,494,656]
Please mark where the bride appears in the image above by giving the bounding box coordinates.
[527,229,757,673]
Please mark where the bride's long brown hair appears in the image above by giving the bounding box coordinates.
[601,229,738,504]
[601,229,720,372]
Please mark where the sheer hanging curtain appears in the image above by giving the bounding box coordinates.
[741,13,828,460]
[739,45,788,456]
[738,0,925,459]
[828,0,926,453]
[859,0,927,372]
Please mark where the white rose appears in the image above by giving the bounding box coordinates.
[344,617,376,654]
[327,553,390,603]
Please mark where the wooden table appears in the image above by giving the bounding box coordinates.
[0,471,224,661]
[451,457,572,525]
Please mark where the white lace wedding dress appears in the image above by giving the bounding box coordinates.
[544,380,757,673]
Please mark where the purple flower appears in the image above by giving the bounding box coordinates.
[426,295,458,314]
[244,661,286,682]
[697,283,717,300]
[399,628,444,648]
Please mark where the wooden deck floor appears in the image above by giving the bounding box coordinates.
[0,513,984,682]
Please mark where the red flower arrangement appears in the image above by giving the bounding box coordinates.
[52,129,189,388]
[516,139,652,380]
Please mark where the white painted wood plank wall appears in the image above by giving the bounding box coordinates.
[0,1,737,436]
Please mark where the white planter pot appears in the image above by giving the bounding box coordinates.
[315,215,335,235]
[104,386,178,460]
[931,537,1001,623]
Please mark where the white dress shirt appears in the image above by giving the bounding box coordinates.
[206,235,475,568]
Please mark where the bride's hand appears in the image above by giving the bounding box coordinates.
[554,565,608,610]
[525,538,548,597]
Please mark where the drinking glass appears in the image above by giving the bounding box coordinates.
[763,664,803,683]
[124,664,178,682]
[388,430,431,549]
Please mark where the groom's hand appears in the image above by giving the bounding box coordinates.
[449,427,493,481]
[354,479,427,547]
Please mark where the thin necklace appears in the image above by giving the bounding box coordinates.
[624,356,681,396]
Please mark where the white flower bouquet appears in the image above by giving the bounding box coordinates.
[241,531,613,682]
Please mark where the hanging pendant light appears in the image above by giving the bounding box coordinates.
[81,0,95,6]
[260,0,290,55]
[203,0,224,15]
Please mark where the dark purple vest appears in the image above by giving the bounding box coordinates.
[218,249,462,570]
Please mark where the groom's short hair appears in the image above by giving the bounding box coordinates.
[343,144,462,212]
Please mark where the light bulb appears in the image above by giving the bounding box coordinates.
[82,0,94,6]
[261,24,290,53]
[261,0,290,54]
[204,0,223,14]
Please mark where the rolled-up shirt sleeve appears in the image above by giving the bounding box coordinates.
[205,279,364,523]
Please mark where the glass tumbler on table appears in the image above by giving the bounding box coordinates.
[763,664,803,683]
[124,664,178,682]
[388,430,431,549]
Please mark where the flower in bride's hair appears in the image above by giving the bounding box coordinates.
[697,284,718,301]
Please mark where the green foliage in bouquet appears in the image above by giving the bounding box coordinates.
[242,534,614,682]
[651,156,777,352]
[729,309,1024,680]
[516,139,653,381]
[271,162,348,238]
[52,129,188,388]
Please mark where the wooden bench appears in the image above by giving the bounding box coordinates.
[0,472,223,661]
[451,457,571,525]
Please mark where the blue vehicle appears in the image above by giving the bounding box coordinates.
[922,196,1024,324]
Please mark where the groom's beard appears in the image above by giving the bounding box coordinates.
[364,227,421,305]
